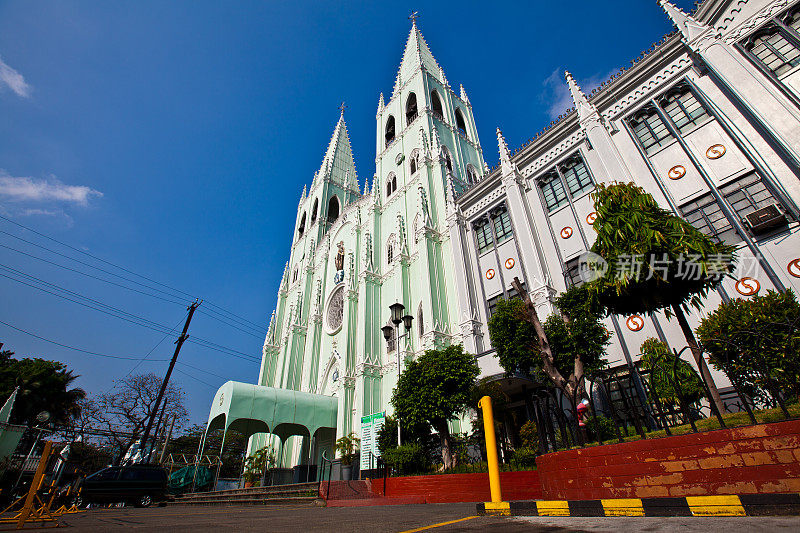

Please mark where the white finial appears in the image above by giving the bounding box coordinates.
[377,92,385,114]
[565,70,595,122]
[658,0,709,42]
[496,127,511,164]
[459,84,470,105]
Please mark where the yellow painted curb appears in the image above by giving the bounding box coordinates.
[536,500,570,516]
[686,495,746,517]
[602,498,645,517]
[483,501,510,516]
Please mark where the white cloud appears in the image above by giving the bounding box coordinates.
[0,171,103,206]
[0,55,31,98]
[540,68,619,120]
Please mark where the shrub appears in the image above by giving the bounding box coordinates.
[510,447,538,469]
[584,415,615,442]
[519,420,538,449]
[382,443,429,476]
[697,289,800,403]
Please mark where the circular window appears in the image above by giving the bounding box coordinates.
[325,285,345,334]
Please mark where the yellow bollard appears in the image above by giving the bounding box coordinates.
[479,396,509,515]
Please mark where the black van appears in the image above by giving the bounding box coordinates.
[77,465,168,508]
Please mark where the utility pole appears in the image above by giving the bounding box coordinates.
[139,300,200,463]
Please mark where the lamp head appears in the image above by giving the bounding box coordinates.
[381,323,395,343]
[402,314,414,330]
[389,302,405,325]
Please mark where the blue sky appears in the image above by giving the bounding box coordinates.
[0,0,694,426]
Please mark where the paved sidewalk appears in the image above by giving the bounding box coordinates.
[38,504,800,532]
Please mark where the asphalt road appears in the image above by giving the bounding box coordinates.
[42,504,800,532]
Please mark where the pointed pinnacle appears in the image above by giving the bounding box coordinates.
[459,84,470,104]
[496,127,511,163]
[658,0,708,41]
[377,92,385,113]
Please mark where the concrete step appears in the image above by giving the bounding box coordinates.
[169,496,320,507]
[183,482,318,498]
[177,489,318,502]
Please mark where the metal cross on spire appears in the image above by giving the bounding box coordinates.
[408,11,419,24]
[339,101,347,115]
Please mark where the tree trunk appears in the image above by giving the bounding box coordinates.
[434,421,455,470]
[671,303,725,416]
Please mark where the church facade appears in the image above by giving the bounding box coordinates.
[209,0,800,468]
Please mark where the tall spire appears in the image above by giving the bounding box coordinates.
[393,14,445,99]
[658,0,709,42]
[314,108,358,188]
[377,92,385,115]
[565,71,597,123]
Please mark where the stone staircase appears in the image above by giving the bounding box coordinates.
[169,482,322,506]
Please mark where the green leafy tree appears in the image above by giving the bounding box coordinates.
[640,338,703,408]
[0,349,85,427]
[391,345,479,469]
[242,445,276,484]
[697,289,800,403]
[375,415,433,456]
[166,424,249,478]
[586,182,735,414]
[488,284,609,403]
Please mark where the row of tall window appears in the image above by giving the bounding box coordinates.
[629,85,710,156]
[538,155,595,212]
[385,90,469,148]
[741,7,800,80]
[297,195,340,238]
[473,204,514,255]
[679,172,778,245]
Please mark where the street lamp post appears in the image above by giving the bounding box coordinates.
[382,302,414,447]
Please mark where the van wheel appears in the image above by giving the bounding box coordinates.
[136,494,153,508]
[72,495,84,508]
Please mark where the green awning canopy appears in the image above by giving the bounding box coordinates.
[206,381,337,441]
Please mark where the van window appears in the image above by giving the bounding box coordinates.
[89,467,120,481]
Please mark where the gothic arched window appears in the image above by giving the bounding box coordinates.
[298,212,306,238]
[455,108,468,136]
[385,115,396,147]
[629,106,674,155]
[311,198,318,224]
[417,302,424,338]
[744,25,800,77]
[466,164,478,185]
[387,242,394,264]
[660,86,709,134]
[327,195,340,223]
[386,172,397,197]
[406,93,418,125]
[430,90,444,119]
[409,149,420,175]
[441,146,454,174]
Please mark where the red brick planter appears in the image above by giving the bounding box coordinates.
[372,470,541,503]
[536,419,800,500]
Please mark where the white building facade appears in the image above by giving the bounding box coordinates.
[209,0,800,467]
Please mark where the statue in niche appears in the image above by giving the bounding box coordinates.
[334,241,345,284]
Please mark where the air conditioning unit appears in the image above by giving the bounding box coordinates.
[745,204,787,234]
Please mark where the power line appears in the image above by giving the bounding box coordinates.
[0,269,261,363]
[173,367,216,389]
[0,214,268,331]
[0,318,171,362]
[0,238,266,338]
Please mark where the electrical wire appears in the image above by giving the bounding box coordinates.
[0,268,261,363]
[0,238,266,338]
[0,318,172,362]
[0,214,268,331]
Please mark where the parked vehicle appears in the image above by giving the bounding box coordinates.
[76,465,168,508]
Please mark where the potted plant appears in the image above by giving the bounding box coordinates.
[242,445,275,488]
[335,432,360,480]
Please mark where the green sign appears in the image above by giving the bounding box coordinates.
[360,411,385,470]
